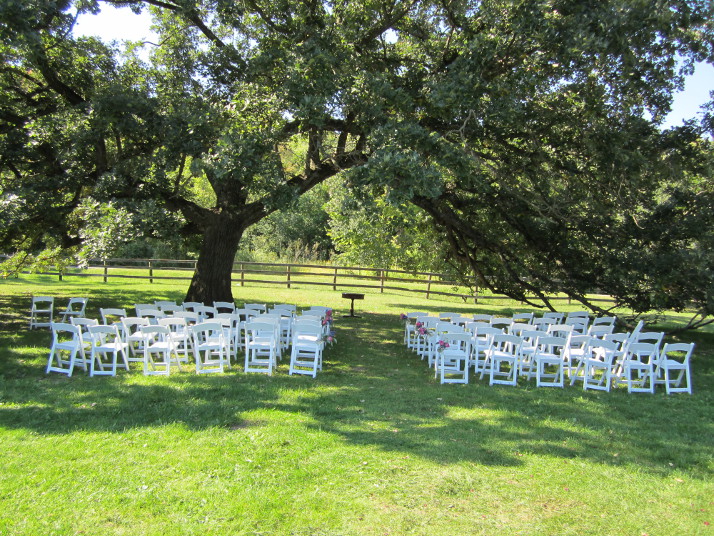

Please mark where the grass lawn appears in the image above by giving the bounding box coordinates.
[1,275,712,535]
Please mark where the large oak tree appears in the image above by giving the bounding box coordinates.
[1,0,712,324]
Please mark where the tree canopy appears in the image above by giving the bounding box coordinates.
[1,0,713,325]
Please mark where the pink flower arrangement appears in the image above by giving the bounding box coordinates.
[437,340,450,352]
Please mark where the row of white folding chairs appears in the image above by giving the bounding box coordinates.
[30,296,89,329]
[47,318,233,377]
[408,317,692,393]
[243,309,333,376]
[403,311,616,351]
[47,305,333,378]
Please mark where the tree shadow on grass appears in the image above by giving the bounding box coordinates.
[0,310,711,480]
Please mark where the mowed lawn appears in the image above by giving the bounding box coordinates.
[0,275,712,535]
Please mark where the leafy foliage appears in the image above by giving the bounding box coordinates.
[0,0,712,324]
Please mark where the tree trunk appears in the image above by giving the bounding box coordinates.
[185,213,244,304]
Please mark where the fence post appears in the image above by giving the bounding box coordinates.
[240,263,245,287]
[103,260,108,283]
[474,284,479,304]
[287,264,291,289]
[426,273,432,300]
[149,260,153,284]
[380,269,385,293]
[333,267,338,291]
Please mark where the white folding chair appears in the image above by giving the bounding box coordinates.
[58,297,88,323]
[244,320,278,375]
[468,325,501,375]
[46,323,86,376]
[121,317,151,361]
[620,342,657,393]
[655,343,694,394]
[403,312,428,349]
[70,317,98,366]
[532,336,568,387]
[190,322,228,374]
[30,296,54,329]
[87,324,130,377]
[437,332,471,385]
[158,317,192,363]
[486,334,522,386]
[141,325,182,376]
[577,339,619,392]
[289,323,324,378]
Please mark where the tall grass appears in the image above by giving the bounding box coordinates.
[0,275,712,535]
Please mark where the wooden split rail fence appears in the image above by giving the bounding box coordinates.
[4,257,614,305]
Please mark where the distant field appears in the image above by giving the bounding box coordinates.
[1,275,711,535]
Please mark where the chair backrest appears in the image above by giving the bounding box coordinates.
[512,312,534,323]
[566,311,589,321]
[63,297,88,314]
[592,316,617,327]
[88,324,122,344]
[587,339,620,363]
[587,325,614,338]
[245,320,278,340]
[532,317,558,329]
[122,316,151,334]
[71,317,98,329]
[134,303,156,316]
[100,308,127,325]
[172,311,200,324]
[541,311,565,324]
[195,305,217,321]
[306,306,330,315]
[293,323,322,339]
[490,317,512,328]
[158,304,184,315]
[626,342,660,363]
[138,308,166,322]
[190,321,224,344]
[633,331,664,346]
[52,322,81,341]
[142,324,171,339]
[158,316,188,330]
[660,342,695,364]
[213,301,236,313]
[32,296,54,309]
[181,302,204,313]
[272,304,297,313]
[154,300,180,310]
[472,314,493,322]
[542,312,565,323]
[547,324,575,337]
[490,334,522,353]
[244,303,268,313]
[564,318,589,333]
[535,335,567,354]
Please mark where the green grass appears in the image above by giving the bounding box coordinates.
[1,275,712,535]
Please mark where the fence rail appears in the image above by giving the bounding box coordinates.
[3,257,615,305]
